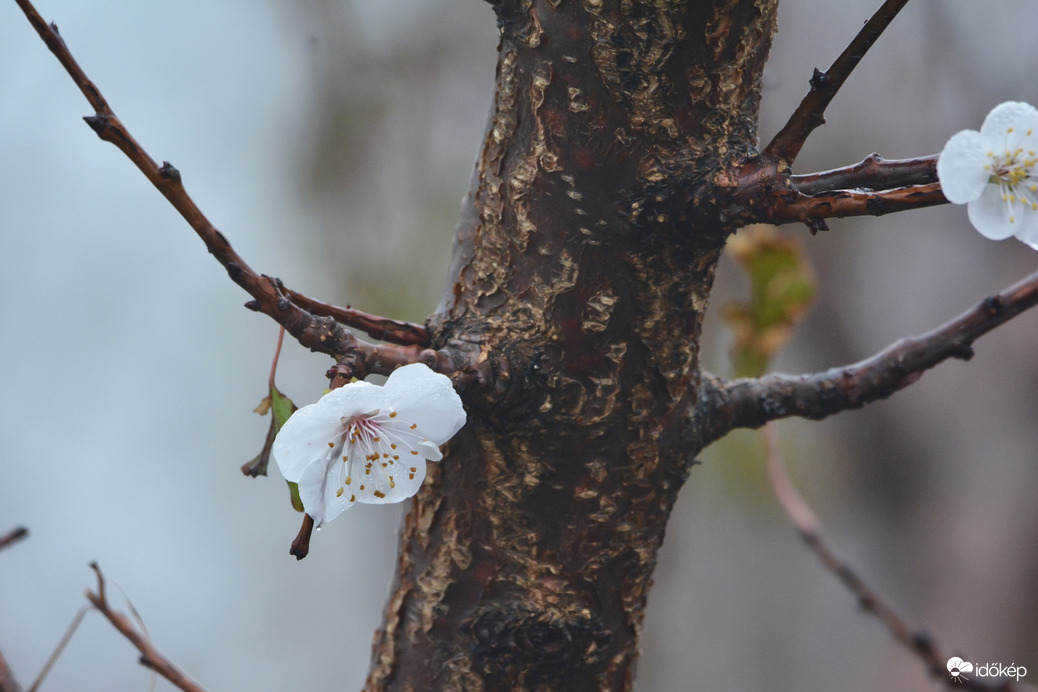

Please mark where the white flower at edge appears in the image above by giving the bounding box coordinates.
[937,101,1038,249]
[272,363,466,527]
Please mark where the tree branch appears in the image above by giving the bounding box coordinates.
[697,269,1038,444]
[767,182,946,232]
[763,0,912,166]
[790,153,937,196]
[0,649,21,692]
[27,606,90,692]
[278,282,430,347]
[13,0,442,375]
[761,426,1020,691]
[0,528,28,692]
[84,563,207,692]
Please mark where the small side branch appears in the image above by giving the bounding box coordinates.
[762,427,1018,691]
[770,183,945,231]
[763,0,912,165]
[698,269,1038,444]
[85,564,207,692]
[27,606,90,692]
[279,283,430,347]
[729,152,943,231]
[0,529,29,691]
[790,154,938,196]
[0,648,21,692]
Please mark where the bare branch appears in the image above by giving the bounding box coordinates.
[27,607,90,692]
[761,426,1018,691]
[0,529,29,692]
[768,183,946,231]
[790,153,937,196]
[763,0,912,165]
[0,528,28,553]
[698,269,1038,443]
[85,564,207,692]
[0,648,22,692]
[279,283,430,347]
[13,0,442,375]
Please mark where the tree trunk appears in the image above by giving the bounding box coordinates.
[368,1,777,689]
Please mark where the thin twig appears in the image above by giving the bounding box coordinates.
[281,284,430,348]
[763,0,912,165]
[790,153,938,196]
[761,425,1023,691]
[85,564,207,692]
[13,0,439,373]
[0,648,22,692]
[27,606,91,692]
[697,268,1038,444]
[0,528,28,553]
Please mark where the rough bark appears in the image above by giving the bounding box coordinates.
[367,2,778,689]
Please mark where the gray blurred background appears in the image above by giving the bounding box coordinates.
[1,1,1035,690]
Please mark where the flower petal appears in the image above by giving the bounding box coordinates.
[271,363,466,524]
[937,129,990,204]
[270,400,344,483]
[979,101,1038,143]
[1013,215,1038,250]
[967,185,1023,240]
[354,455,428,505]
[311,380,383,420]
[317,451,356,525]
[382,363,466,445]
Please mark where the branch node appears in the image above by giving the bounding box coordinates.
[159,161,181,183]
[983,295,1006,317]
[864,194,886,215]
[243,300,260,312]
[911,629,935,654]
[952,343,975,361]
[82,113,108,136]
[805,217,829,234]
[225,261,241,280]
[809,67,829,89]
[418,348,440,368]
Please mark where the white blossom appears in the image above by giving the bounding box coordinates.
[272,363,466,527]
[937,101,1038,249]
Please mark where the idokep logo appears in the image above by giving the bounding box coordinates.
[947,656,1028,684]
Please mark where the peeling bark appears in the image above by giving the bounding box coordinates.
[368,2,778,689]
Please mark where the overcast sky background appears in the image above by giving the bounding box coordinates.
[1,1,1036,690]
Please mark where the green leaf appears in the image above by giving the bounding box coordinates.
[241,383,298,484]
[269,384,296,433]
[287,481,304,513]
[722,224,816,378]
